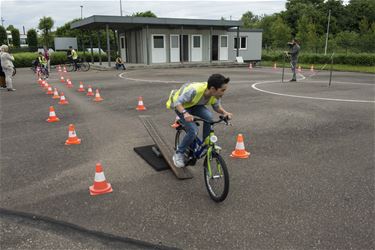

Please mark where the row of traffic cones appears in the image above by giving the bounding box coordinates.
[55,66,112,195]
[272,62,315,72]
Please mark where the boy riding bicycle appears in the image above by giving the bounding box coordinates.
[37,52,49,78]
[166,74,232,168]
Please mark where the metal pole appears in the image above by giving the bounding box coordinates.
[236,26,240,57]
[120,0,123,16]
[210,27,213,63]
[98,31,102,65]
[324,9,331,55]
[106,24,111,67]
[282,53,286,83]
[329,54,334,87]
[146,25,150,65]
[80,6,83,19]
[89,32,94,63]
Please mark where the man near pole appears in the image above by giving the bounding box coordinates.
[285,39,300,82]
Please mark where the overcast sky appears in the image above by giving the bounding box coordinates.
[0,0,348,33]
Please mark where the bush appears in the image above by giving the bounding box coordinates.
[12,51,111,67]
[262,51,375,66]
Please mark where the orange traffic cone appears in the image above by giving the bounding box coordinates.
[52,88,60,99]
[65,124,81,145]
[38,78,42,84]
[46,106,60,123]
[230,134,250,159]
[77,82,85,92]
[273,63,277,70]
[171,116,181,128]
[63,67,67,73]
[86,85,94,96]
[93,89,103,102]
[46,86,53,95]
[136,96,146,111]
[66,79,73,88]
[60,76,65,83]
[298,65,302,72]
[58,92,69,105]
[89,163,113,196]
[310,65,314,72]
[58,65,62,72]
[249,63,253,70]
[43,82,49,90]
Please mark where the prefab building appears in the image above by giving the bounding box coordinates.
[71,15,262,65]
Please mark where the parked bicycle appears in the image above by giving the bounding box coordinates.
[174,115,230,202]
[65,59,90,72]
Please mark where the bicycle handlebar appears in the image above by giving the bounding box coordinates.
[193,115,231,126]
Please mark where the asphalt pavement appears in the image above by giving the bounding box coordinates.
[1,66,374,249]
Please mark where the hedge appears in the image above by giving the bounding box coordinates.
[12,51,115,68]
[262,51,375,66]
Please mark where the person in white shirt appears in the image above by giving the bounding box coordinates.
[0,45,16,91]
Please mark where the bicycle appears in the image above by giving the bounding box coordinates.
[65,59,90,72]
[174,115,230,202]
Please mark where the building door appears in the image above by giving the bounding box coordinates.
[180,35,189,62]
[151,35,166,63]
[170,35,180,62]
[219,35,228,60]
[211,35,218,61]
[120,35,126,62]
[191,35,202,62]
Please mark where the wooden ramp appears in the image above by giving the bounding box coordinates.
[139,115,193,180]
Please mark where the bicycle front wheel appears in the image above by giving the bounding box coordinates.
[80,62,90,71]
[204,152,229,202]
[66,63,74,72]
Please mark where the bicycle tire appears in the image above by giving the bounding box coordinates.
[80,62,90,72]
[174,128,185,150]
[66,63,74,72]
[204,152,229,202]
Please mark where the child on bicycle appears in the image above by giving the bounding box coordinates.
[37,52,49,78]
[166,74,232,168]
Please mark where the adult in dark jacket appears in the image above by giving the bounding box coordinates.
[285,39,300,82]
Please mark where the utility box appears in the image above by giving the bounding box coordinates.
[54,37,78,51]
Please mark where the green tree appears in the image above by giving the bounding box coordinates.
[345,0,375,32]
[6,25,15,31]
[131,11,157,17]
[360,22,375,52]
[11,28,20,48]
[306,22,319,52]
[27,29,38,51]
[0,26,7,44]
[358,17,369,34]
[241,11,259,28]
[258,14,278,49]
[38,16,54,47]
[296,15,309,47]
[270,16,292,48]
[335,31,359,54]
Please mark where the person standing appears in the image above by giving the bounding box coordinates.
[285,39,300,82]
[43,46,50,72]
[0,45,16,91]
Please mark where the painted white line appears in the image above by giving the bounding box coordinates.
[118,72,182,83]
[251,79,375,103]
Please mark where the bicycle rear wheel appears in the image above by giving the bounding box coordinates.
[204,152,229,202]
[80,62,90,72]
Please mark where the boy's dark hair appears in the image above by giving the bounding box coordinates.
[207,74,230,90]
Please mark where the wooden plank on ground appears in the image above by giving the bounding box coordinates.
[139,115,193,180]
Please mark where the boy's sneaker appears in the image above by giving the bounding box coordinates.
[173,153,186,168]
[7,88,16,91]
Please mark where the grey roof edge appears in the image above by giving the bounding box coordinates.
[71,15,243,29]
[228,28,263,32]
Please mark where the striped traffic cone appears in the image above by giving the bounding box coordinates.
[86,85,94,96]
[89,163,113,196]
[230,134,250,159]
[46,106,60,123]
[136,96,146,111]
[65,124,81,145]
[58,92,69,105]
[93,89,103,102]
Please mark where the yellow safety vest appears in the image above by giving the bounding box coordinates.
[166,82,217,109]
[38,56,47,65]
[72,50,78,60]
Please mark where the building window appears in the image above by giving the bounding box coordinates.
[121,38,125,49]
[153,36,164,48]
[193,36,201,48]
[171,36,179,48]
[234,37,247,49]
[221,36,228,47]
